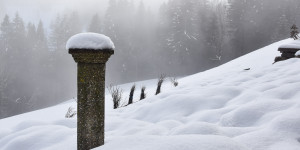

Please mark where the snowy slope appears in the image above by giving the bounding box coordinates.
[1,39,300,150]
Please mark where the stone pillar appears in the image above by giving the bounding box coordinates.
[69,49,114,150]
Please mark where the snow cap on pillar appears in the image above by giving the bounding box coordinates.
[67,32,114,63]
[66,32,115,50]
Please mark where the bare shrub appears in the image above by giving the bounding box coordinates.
[107,84,123,109]
[128,84,136,105]
[65,107,77,118]
[291,24,300,40]
[170,77,178,87]
[140,86,146,100]
[155,74,166,95]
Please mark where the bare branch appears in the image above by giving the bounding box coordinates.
[169,77,179,87]
[107,84,123,109]
[65,107,77,118]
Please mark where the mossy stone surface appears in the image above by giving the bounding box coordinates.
[69,49,113,150]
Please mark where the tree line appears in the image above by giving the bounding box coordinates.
[1,0,300,118]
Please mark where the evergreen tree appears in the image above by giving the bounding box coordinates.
[49,12,79,105]
[66,11,81,38]
[26,22,38,51]
[163,0,200,74]
[49,14,64,52]
[0,15,11,118]
[204,1,230,64]
[88,14,102,33]
[156,2,172,73]
[104,0,136,83]
[103,0,119,84]
[36,20,48,51]
[104,0,117,40]
[12,13,26,48]
[10,13,27,71]
[0,14,13,53]
[131,0,157,80]
[50,12,81,54]
[272,14,290,41]
[227,0,247,57]
[7,13,32,115]
[206,12,222,60]
[0,55,9,118]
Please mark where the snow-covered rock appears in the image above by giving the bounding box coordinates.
[66,33,115,50]
[1,39,300,150]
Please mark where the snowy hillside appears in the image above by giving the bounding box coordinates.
[1,39,300,150]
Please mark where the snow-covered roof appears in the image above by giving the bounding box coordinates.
[278,39,300,49]
[66,33,115,50]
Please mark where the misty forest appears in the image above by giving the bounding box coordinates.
[0,0,300,119]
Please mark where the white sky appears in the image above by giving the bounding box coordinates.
[0,0,167,26]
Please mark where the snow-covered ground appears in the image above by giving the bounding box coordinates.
[1,39,300,150]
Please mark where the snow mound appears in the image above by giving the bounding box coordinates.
[1,39,300,150]
[97,135,250,150]
[296,50,300,56]
[66,33,115,50]
[278,39,300,49]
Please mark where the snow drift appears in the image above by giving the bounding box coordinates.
[1,39,300,150]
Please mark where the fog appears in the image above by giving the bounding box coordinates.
[0,0,165,26]
[0,0,300,118]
